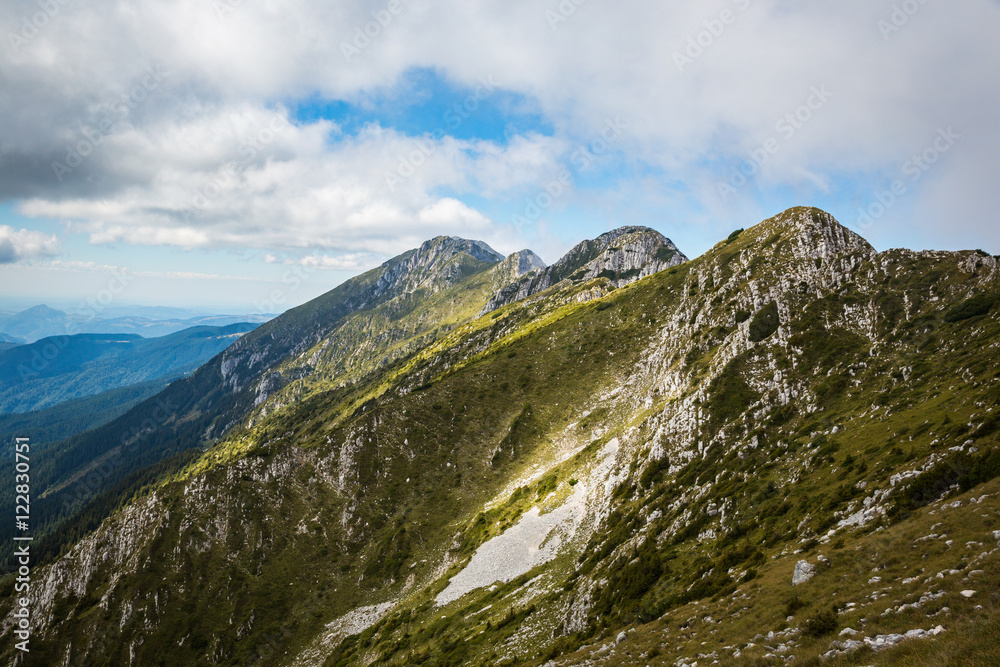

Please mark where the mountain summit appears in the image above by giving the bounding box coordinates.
[489,249,547,291]
[368,236,505,301]
[482,225,687,313]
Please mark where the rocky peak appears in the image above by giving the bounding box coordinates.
[489,249,547,292]
[371,236,504,300]
[418,236,506,264]
[757,206,875,260]
[559,226,686,285]
[481,226,687,313]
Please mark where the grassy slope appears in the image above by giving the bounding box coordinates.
[245,252,512,426]
[311,211,1000,666]
[4,208,998,667]
[4,273,644,666]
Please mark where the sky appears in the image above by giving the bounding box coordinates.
[1,0,999,314]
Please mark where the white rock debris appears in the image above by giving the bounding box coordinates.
[435,483,588,606]
[823,626,945,659]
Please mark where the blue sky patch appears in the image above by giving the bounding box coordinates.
[289,67,554,143]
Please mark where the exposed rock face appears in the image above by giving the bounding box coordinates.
[481,226,687,314]
[489,249,547,292]
[761,206,874,259]
[792,560,816,585]
[370,236,504,300]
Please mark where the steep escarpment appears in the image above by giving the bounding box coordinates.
[4,207,999,667]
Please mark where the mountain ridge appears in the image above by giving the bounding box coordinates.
[481,225,688,314]
[3,207,999,666]
[0,304,274,344]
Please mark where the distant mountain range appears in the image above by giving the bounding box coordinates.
[0,332,24,352]
[0,322,260,414]
[0,304,274,343]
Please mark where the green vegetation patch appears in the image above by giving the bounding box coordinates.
[706,356,760,427]
[944,293,995,322]
[748,301,780,341]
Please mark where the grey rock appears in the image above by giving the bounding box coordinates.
[792,560,816,585]
[370,236,504,301]
[491,249,546,286]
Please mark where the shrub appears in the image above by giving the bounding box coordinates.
[707,358,760,426]
[804,607,838,637]
[656,246,678,262]
[748,302,780,341]
[944,294,994,322]
[639,456,671,489]
[784,595,805,617]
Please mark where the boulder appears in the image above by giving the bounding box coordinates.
[792,560,816,585]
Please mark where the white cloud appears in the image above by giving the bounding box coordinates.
[2,0,999,256]
[0,226,59,263]
[17,107,563,256]
[45,259,268,282]
[297,253,374,271]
